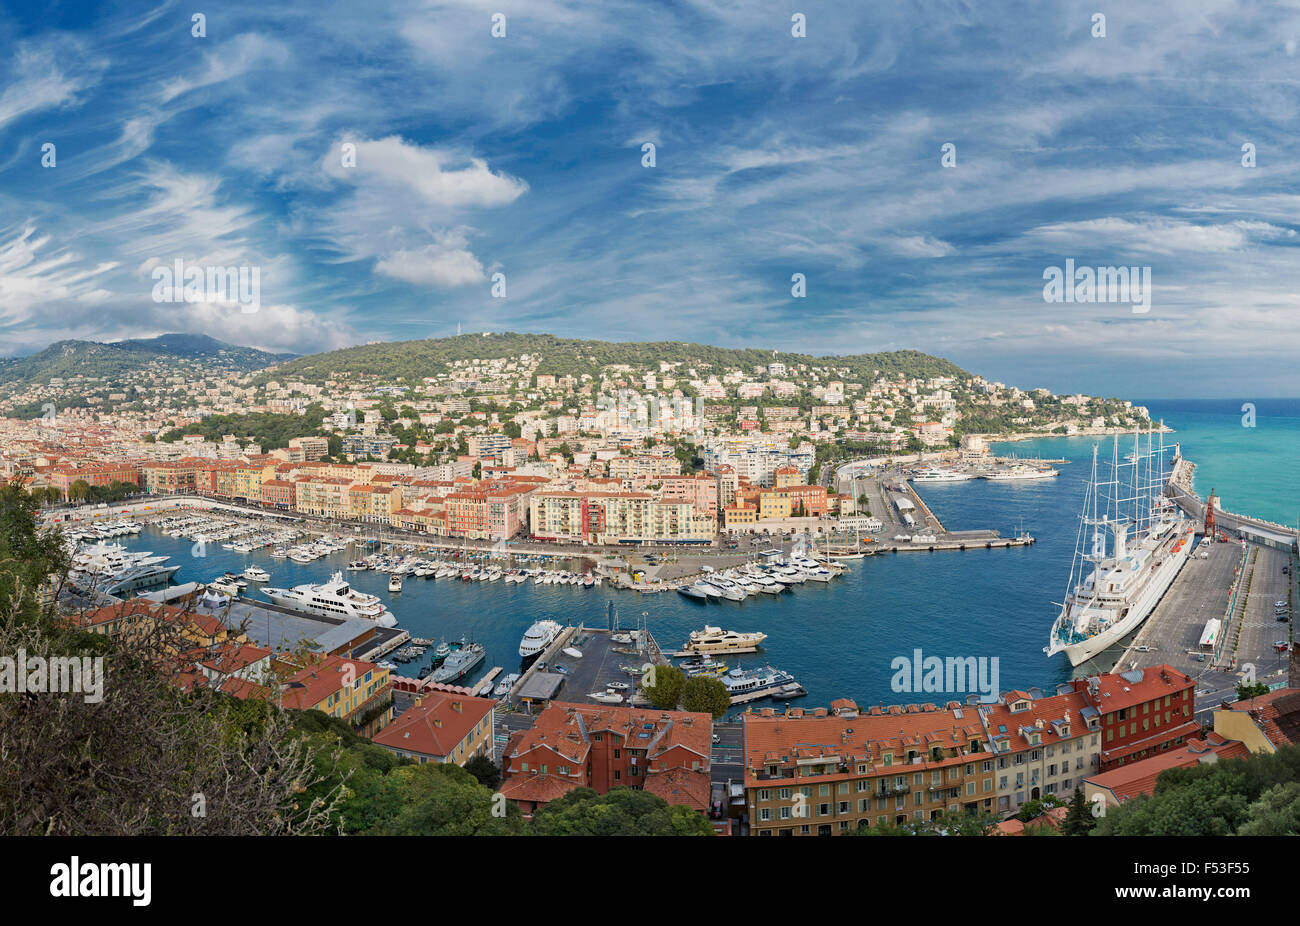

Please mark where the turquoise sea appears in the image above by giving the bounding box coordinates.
[115,399,1299,715]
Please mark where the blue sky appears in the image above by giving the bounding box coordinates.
[2,0,1299,397]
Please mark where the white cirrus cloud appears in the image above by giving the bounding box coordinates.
[891,235,957,258]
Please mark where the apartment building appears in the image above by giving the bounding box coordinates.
[744,702,995,836]
[742,665,1197,835]
[977,686,1102,815]
[224,655,393,738]
[499,702,712,817]
[529,490,714,544]
[371,691,495,766]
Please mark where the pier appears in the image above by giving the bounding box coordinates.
[505,624,668,712]
[1083,454,1299,715]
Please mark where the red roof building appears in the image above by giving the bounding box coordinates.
[499,701,712,817]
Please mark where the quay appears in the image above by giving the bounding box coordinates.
[1076,454,1299,717]
[505,624,668,712]
[833,456,1035,554]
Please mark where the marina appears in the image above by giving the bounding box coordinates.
[48,411,1298,712]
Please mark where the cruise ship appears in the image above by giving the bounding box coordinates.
[261,571,398,627]
[519,619,563,666]
[677,626,767,656]
[1045,434,1194,666]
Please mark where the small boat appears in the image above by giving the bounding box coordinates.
[493,672,521,697]
[562,646,583,659]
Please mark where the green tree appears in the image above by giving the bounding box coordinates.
[464,754,501,790]
[681,674,731,719]
[528,787,712,836]
[367,762,523,835]
[642,664,686,710]
[67,479,91,503]
[1237,781,1300,835]
[1061,786,1094,836]
[1235,681,1271,700]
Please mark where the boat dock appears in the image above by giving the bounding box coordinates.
[883,532,1034,553]
[504,624,669,711]
[668,645,760,657]
[470,666,502,698]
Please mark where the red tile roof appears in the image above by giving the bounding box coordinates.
[1085,733,1251,804]
[371,691,495,760]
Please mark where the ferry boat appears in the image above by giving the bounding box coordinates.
[677,626,768,656]
[1045,432,1194,666]
[519,620,562,666]
[722,666,804,704]
[982,463,1059,481]
[261,571,398,627]
[430,640,485,683]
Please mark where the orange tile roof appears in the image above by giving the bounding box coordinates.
[1222,688,1300,748]
[371,691,495,759]
[1086,733,1251,803]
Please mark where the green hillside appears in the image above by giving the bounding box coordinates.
[0,334,295,385]
[263,332,968,385]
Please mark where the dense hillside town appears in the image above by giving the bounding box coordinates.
[0,333,1152,539]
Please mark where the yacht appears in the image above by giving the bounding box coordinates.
[242,566,271,583]
[261,572,398,627]
[588,688,624,704]
[208,576,242,597]
[910,467,975,482]
[388,574,403,593]
[97,562,181,596]
[708,576,747,601]
[695,580,726,599]
[678,584,710,600]
[677,626,767,656]
[519,620,563,666]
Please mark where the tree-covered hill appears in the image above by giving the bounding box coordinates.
[260,332,969,384]
[0,333,295,386]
